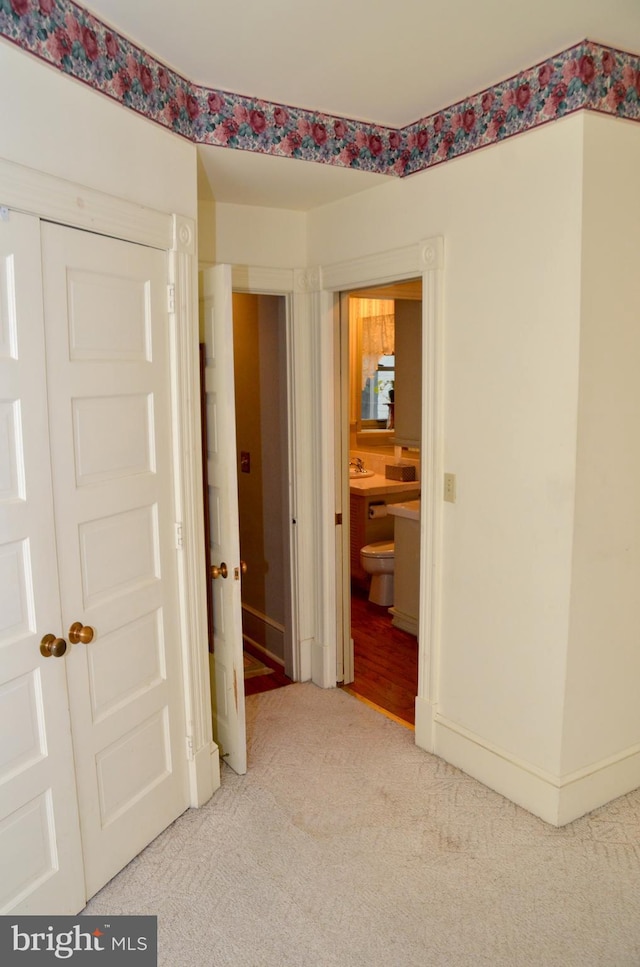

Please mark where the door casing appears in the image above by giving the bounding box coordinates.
[231,266,319,686]
[317,239,445,751]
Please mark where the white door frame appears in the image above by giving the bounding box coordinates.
[315,239,445,752]
[0,157,218,807]
[230,266,320,685]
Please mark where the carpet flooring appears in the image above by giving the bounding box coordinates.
[83,683,640,966]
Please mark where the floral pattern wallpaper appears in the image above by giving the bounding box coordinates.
[402,42,640,175]
[1,0,639,179]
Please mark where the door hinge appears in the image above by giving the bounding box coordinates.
[167,283,176,313]
[185,734,194,760]
[175,521,184,548]
[335,512,343,526]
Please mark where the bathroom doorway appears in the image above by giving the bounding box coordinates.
[340,279,422,725]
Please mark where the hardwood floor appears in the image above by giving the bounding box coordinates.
[345,585,418,725]
[243,640,294,696]
[242,589,418,723]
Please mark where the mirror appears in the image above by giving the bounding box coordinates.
[351,296,395,432]
[348,278,422,448]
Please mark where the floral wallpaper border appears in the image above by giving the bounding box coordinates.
[1,0,639,179]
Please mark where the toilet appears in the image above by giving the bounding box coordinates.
[360,540,395,606]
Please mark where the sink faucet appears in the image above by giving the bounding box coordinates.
[350,457,364,471]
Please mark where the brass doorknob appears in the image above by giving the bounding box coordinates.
[240,560,248,575]
[211,562,228,580]
[40,634,67,658]
[69,622,94,645]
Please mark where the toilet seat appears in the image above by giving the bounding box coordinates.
[361,540,394,559]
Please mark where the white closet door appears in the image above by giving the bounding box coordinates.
[41,223,189,899]
[201,266,246,775]
[0,212,85,914]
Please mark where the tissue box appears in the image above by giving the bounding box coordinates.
[385,463,416,482]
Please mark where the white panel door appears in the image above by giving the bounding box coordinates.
[41,223,189,899]
[201,266,246,774]
[0,212,85,914]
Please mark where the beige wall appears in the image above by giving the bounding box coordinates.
[215,202,306,268]
[0,42,197,218]
[562,113,640,774]
[308,116,586,775]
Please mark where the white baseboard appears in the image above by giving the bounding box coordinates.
[299,636,312,682]
[210,745,221,794]
[188,741,220,807]
[433,715,561,824]
[430,714,640,826]
[555,744,640,825]
[311,638,334,688]
[389,607,418,637]
[414,694,436,752]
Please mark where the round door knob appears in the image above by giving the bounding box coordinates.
[40,634,67,658]
[69,622,94,645]
[211,562,228,580]
[240,560,248,575]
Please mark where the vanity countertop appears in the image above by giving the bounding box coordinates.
[388,499,420,521]
[349,473,420,497]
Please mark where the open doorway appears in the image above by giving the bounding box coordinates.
[231,292,295,696]
[340,279,423,725]
[200,273,297,773]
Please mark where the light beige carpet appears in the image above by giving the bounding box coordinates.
[83,683,640,966]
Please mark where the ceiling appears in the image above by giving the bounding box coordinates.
[81,0,640,210]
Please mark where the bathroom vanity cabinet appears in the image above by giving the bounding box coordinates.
[349,481,420,584]
[388,504,421,636]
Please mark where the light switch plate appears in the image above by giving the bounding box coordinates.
[444,472,456,503]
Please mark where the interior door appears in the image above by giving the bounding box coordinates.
[200,266,246,775]
[41,222,189,899]
[0,211,85,914]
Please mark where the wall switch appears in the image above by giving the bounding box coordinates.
[240,451,251,473]
[444,472,456,503]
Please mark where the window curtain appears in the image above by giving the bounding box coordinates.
[350,298,395,388]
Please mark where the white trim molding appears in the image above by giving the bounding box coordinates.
[0,157,219,808]
[320,239,445,708]
[0,157,170,250]
[433,714,640,826]
[415,236,445,755]
[293,267,323,683]
[227,263,317,685]
[322,241,442,292]
[169,213,218,806]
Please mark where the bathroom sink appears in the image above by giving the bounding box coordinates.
[349,467,375,478]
